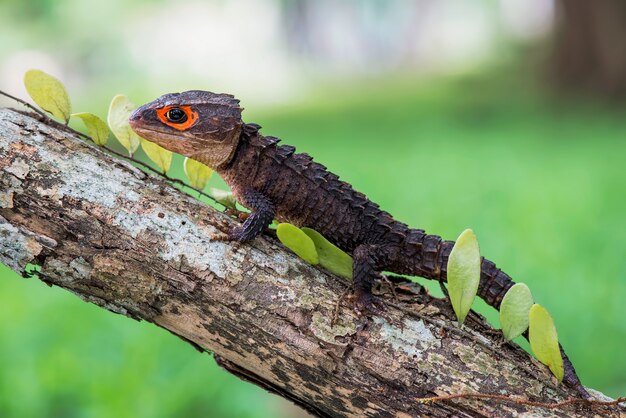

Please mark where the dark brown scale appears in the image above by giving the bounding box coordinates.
[216,126,588,398]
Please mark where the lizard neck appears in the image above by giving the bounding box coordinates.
[210,133,262,209]
[189,136,243,170]
[190,123,260,170]
[212,123,263,174]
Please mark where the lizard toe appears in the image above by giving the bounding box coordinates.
[353,290,386,317]
[210,232,232,242]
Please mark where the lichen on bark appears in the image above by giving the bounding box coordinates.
[0,108,622,418]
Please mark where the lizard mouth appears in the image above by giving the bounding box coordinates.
[129,123,199,157]
[130,124,190,143]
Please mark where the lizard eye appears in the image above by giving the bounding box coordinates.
[165,108,188,124]
[156,105,198,130]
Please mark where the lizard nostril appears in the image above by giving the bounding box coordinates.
[129,109,142,122]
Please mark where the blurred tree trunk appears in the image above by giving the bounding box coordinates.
[551,0,626,99]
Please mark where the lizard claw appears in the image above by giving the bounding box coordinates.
[353,291,395,326]
[206,216,231,230]
[331,287,388,327]
[210,233,242,252]
[353,290,387,317]
[210,232,232,242]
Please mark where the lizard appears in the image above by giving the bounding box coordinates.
[129,90,589,398]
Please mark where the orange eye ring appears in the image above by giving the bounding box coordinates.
[156,105,199,131]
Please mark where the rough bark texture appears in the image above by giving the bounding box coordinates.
[0,108,620,418]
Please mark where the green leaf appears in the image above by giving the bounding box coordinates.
[24,69,71,123]
[500,283,534,341]
[107,94,140,156]
[447,228,481,325]
[208,188,237,209]
[72,112,109,146]
[301,227,352,279]
[140,138,172,174]
[184,157,213,190]
[276,223,319,265]
[529,304,564,382]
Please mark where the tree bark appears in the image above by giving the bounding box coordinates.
[0,108,621,418]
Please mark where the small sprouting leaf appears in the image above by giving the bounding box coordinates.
[107,94,140,156]
[447,228,481,325]
[500,283,534,341]
[301,227,352,279]
[208,188,237,209]
[184,157,213,190]
[140,138,172,174]
[276,223,319,265]
[24,69,71,123]
[529,304,564,382]
[72,112,109,146]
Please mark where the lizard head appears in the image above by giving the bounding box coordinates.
[129,90,243,168]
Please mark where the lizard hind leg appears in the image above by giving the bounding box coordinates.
[352,244,391,315]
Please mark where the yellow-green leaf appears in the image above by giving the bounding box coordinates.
[184,157,213,190]
[447,228,481,325]
[72,112,109,146]
[208,188,237,209]
[140,138,172,174]
[107,94,140,156]
[500,283,533,341]
[529,304,564,382]
[24,69,71,123]
[276,223,319,265]
[301,227,352,279]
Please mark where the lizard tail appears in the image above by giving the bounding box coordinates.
[404,231,590,398]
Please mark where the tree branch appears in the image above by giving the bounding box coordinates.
[0,108,622,418]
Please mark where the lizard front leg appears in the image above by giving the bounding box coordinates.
[213,188,275,242]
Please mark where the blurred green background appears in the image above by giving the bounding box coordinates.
[1,1,625,417]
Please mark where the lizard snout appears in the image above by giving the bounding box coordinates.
[129,108,143,123]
